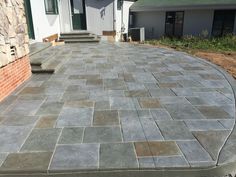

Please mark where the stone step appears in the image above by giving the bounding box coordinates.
[60,35,95,39]
[64,39,100,43]
[29,42,52,57]
[31,65,55,74]
[60,32,100,43]
[60,32,90,36]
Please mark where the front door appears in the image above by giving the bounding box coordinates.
[70,0,87,30]
[165,11,184,37]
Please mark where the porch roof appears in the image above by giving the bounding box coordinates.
[130,0,236,12]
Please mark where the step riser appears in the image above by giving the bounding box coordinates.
[60,32,100,43]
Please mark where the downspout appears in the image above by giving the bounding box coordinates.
[121,0,124,41]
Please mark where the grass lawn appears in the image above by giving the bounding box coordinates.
[145,35,236,78]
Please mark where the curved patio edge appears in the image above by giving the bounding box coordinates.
[0,43,236,177]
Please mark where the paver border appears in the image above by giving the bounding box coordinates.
[0,44,236,177]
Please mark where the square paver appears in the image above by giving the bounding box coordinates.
[196,106,232,119]
[100,143,138,169]
[134,141,180,157]
[140,119,163,141]
[83,127,122,143]
[110,97,135,110]
[0,126,32,152]
[1,116,39,126]
[124,90,150,97]
[177,141,213,162]
[4,100,44,116]
[64,100,94,108]
[150,109,172,120]
[50,144,99,170]
[58,127,84,144]
[35,115,58,128]
[93,110,119,126]
[138,157,155,168]
[36,102,64,115]
[148,89,175,97]
[157,121,195,140]
[164,103,204,120]
[21,129,61,152]
[104,79,126,90]
[138,98,161,108]
[0,152,52,172]
[94,100,110,110]
[154,156,189,168]
[56,108,93,127]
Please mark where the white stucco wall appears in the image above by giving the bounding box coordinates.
[133,11,166,39]
[85,0,114,35]
[183,10,214,37]
[30,0,60,42]
[59,0,72,33]
[115,1,134,41]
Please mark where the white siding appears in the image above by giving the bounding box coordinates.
[85,0,114,35]
[183,10,214,37]
[30,0,60,42]
[133,11,166,39]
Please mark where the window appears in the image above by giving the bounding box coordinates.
[117,0,123,10]
[212,10,235,37]
[44,0,58,14]
[165,11,184,37]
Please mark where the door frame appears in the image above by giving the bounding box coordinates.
[24,0,35,39]
[165,11,185,37]
[69,0,87,31]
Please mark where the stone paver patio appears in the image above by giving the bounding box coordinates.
[0,42,236,176]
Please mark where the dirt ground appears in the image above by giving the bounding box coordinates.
[194,52,236,79]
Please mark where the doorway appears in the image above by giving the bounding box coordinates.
[165,11,184,37]
[212,10,236,37]
[70,0,87,30]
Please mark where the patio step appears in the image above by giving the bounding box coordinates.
[60,32,100,43]
[29,44,70,74]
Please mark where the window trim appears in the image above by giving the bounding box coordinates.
[44,0,59,15]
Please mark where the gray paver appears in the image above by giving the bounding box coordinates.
[157,121,195,140]
[83,126,122,143]
[185,120,225,131]
[0,126,32,152]
[50,144,99,170]
[58,127,84,144]
[164,103,205,120]
[153,156,189,168]
[100,143,138,169]
[21,128,61,152]
[177,141,213,162]
[56,108,93,127]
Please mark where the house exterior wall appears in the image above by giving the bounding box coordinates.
[183,10,214,37]
[133,11,166,39]
[0,0,31,102]
[59,0,72,33]
[30,0,60,41]
[115,1,134,41]
[85,0,114,35]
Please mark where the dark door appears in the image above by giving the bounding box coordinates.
[24,0,35,39]
[165,11,184,37]
[70,0,87,30]
[212,10,235,37]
